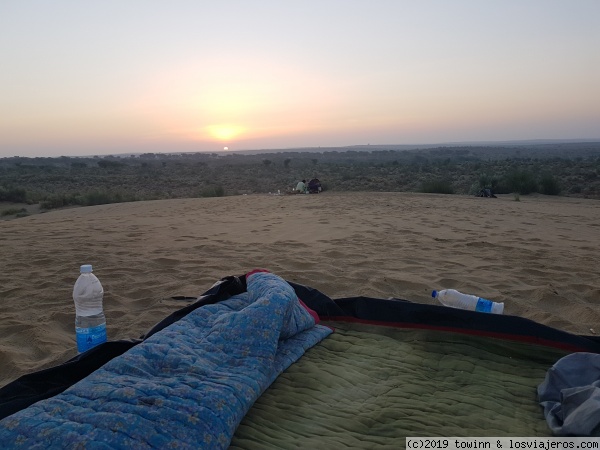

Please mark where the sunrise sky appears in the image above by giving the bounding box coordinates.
[1,1,599,157]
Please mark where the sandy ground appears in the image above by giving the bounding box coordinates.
[1,192,599,388]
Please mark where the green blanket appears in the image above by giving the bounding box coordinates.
[230,322,569,448]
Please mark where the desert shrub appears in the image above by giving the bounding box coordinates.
[81,190,137,206]
[491,179,509,194]
[1,207,27,216]
[478,173,500,189]
[0,186,29,203]
[569,185,582,194]
[198,185,225,198]
[39,192,82,209]
[420,179,454,194]
[40,190,138,209]
[539,174,561,195]
[468,182,481,195]
[502,170,538,195]
[82,190,116,205]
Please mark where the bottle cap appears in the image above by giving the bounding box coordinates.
[431,290,438,298]
[80,264,93,273]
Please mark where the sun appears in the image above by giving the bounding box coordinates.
[223,146,228,151]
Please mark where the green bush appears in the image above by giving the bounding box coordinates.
[469,182,481,195]
[39,193,78,209]
[39,190,138,209]
[1,207,27,216]
[198,185,226,198]
[83,190,117,205]
[0,186,29,203]
[539,174,561,195]
[81,190,138,206]
[478,173,500,189]
[502,170,538,195]
[420,179,454,194]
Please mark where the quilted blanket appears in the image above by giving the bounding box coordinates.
[0,270,332,449]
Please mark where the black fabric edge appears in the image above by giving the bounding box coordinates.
[0,340,138,421]
[322,296,600,352]
[1,274,598,421]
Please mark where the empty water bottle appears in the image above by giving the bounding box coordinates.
[432,288,504,314]
[73,264,107,352]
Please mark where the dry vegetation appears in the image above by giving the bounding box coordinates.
[1,142,599,217]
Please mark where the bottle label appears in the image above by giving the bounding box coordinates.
[76,324,107,353]
[475,298,493,313]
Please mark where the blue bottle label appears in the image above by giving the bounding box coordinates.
[475,298,493,313]
[76,324,107,352]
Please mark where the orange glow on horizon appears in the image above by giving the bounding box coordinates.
[129,56,348,148]
[205,124,246,141]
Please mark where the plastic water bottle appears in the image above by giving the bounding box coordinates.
[73,264,107,352]
[432,289,504,314]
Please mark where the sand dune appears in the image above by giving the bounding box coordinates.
[1,192,599,387]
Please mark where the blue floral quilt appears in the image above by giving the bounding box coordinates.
[0,270,332,449]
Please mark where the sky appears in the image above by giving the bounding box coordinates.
[1,1,599,158]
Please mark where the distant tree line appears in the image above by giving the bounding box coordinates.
[0,143,599,210]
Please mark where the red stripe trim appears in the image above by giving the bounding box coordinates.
[246,269,270,277]
[298,298,321,325]
[325,316,587,353]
